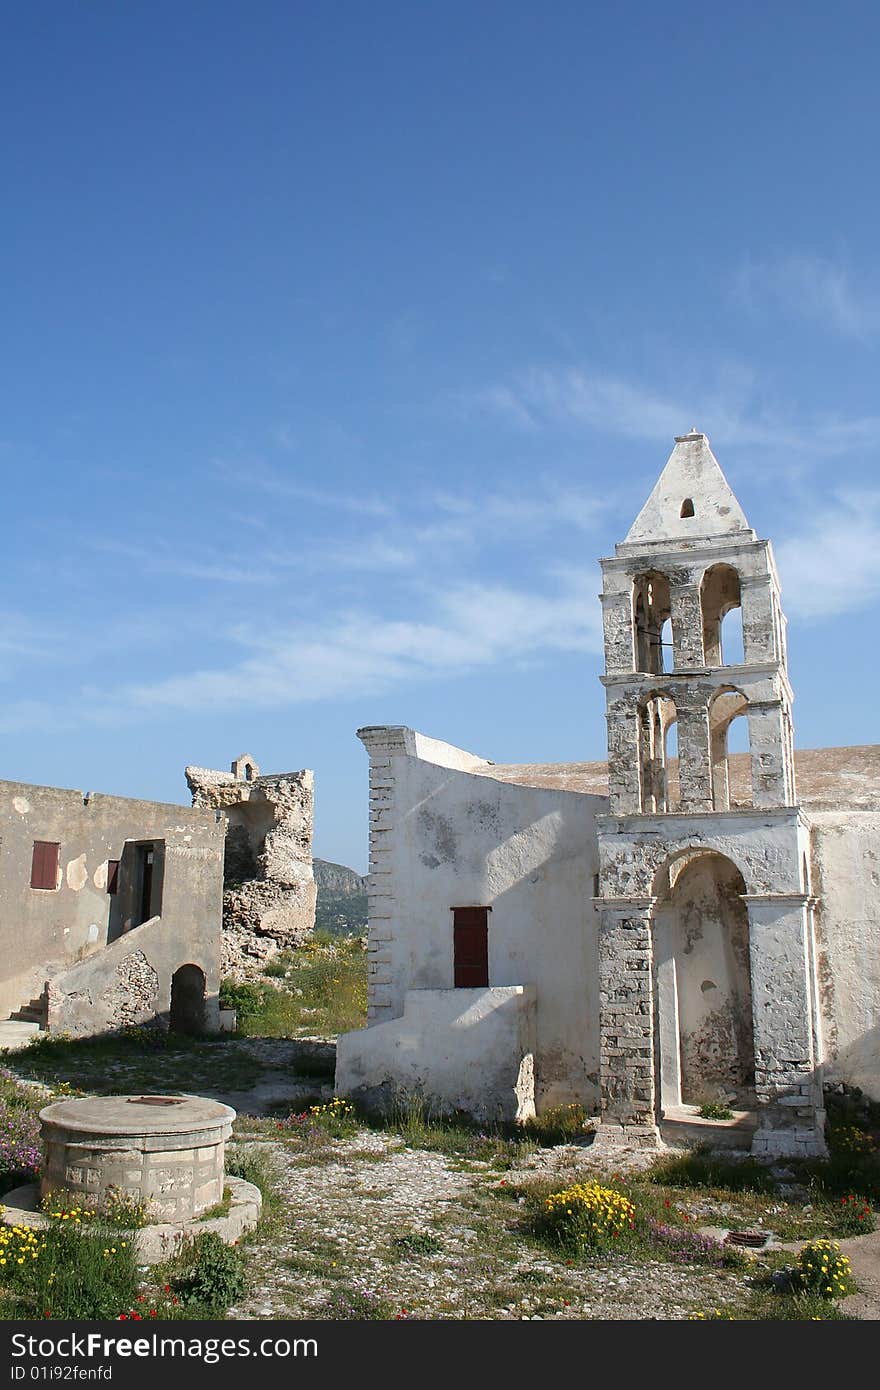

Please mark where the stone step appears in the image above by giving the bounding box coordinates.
[0,1021,42,1052]
[9,992,48,1026]
[660,1107,758,1151]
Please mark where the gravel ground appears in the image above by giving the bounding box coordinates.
[228,1133,751,1321]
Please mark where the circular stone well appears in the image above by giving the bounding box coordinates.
[39,1094,236,1223]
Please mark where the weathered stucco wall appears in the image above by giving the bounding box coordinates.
[337,985,537,1123]
[0,780,224,1028]
[655,854,754,1106]
[342,731,604,1112]
[47,916,220,1036]
[810,811,880,1098]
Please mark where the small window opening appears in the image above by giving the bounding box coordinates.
[244,763,254,782]
[680,498,695,518]
[452,906,490,987]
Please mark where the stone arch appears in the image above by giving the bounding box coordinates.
[169,964,207,1035]
[708,685,751,809]
[652,849,755,1112]
[231,753,259,782]
[637,688,678,812]
[700,563,743,666]
[632,571,672,674]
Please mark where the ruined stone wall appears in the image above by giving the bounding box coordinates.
[185,756,316,977]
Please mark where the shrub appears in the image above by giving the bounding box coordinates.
[642,1152,777,1194]
[172,1232,246,1314]
[218,980,269,1019]
[320,1283,395,1319]
[827,1126,875,1156]
[834,1194,876,1235]
[698,1102,734,1120]
[0,1218,139,1320]
[523,1104,591,1146]
[277,1097,359,1140]
[391,1231,442,1257]
[41,1188,149,1230]
[646,1221,728,1265]
[0,1099,41,1182]
[794,1240,855,1299]
[538,1181,636,1251]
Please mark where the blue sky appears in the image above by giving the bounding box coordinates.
[3,2,880,871]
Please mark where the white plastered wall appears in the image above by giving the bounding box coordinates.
[345,735,605,1112]
[810,811,880,1099]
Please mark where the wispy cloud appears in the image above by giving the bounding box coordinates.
[93,540,280,585]
[214,458,392,517]
[462,365,880,457]
[62,569,604,722]
[776,491,880,619]
[733,253,880,341]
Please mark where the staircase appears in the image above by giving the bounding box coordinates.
[9,987,48,1030]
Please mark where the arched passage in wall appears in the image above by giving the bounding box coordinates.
[169,964,206,1035]
[701,564,743,666]
[652,850,755,1112]
[633,572,672,673]
[709,686,752,809]
[638,689,678,812]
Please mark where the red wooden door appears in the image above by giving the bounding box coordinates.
[453,907,489,987]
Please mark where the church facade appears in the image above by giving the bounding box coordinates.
[336,432,880,1157]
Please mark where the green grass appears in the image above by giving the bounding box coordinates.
[522,1103,593,1145]
[5,1030,266,1097]
[0,1218,140,1321]
[222,934,367,1038]
[640,1150,779,1194]
[198,1186,233,1221]
[376,1092,537,1164]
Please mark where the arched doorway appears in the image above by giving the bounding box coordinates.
[653,851,755,1112]
[169,964,206,1035]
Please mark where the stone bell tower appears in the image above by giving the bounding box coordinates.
[593,431,826,1157]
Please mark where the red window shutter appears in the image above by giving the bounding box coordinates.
[107,860,120,895]
[453,907,489,987]
[31,841,59,890]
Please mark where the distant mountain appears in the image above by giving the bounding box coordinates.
[313,859,368,895]
[313,858,368,936]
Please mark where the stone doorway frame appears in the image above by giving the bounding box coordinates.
[594,842,827,1157]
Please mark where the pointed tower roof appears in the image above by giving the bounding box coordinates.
[624,430,751,545]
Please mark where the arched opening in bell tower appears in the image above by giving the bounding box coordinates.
[701,564,743,666]
[633,572,672,674]
[709,686,753,809]
[638,689,679,812]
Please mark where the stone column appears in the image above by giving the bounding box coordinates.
[677,700,713,811]
[357,726,414,1023]
[601,591,635,676]
[710,725,730,810]
[669,583,704,669]
[741,576,778,664]
[605,693,642,815]
[594,898,661,1149]
[744,893,826,1157]
[747,700,793,808]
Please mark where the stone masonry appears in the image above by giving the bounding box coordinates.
[185,754,317,977]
